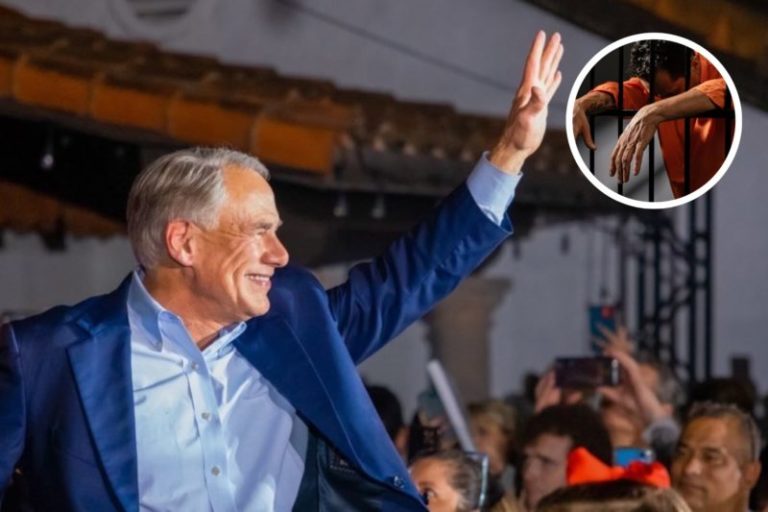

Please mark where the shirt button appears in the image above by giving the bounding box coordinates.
[391,475,404,488]
[211,466,221,476]
[201,412,211,421]
[191,362,199,371]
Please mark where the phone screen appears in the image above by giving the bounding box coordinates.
[554,357,620,388]
[589,304,617,352]
[614,447,655,467]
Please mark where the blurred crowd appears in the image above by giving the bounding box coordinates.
[367,327,767,512]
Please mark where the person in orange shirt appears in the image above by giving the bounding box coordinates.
[573,41,733,198]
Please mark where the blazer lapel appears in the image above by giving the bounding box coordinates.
[234,314,359,465]
[67,278,138,512]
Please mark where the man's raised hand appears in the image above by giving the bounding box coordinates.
[490,31,563,174]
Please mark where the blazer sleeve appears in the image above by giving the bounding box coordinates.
[325,183,512,364]
[0,322,25,503]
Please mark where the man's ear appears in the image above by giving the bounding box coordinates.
[691,55,701,83]
[743,460,761,490]
[165,219,196,267]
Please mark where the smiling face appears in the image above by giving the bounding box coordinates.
[189,165,289,323]
[671,417,756,512]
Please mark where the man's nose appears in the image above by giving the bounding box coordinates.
[681,455,703,476]
[266,233,289,268]
[522,463,539,482]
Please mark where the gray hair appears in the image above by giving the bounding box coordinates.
[126,147,270,268]
[685,401,762,462]
[636,352,685,407]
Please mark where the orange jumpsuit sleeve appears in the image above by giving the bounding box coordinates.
[693,78,727,109]
[591,77,650,110]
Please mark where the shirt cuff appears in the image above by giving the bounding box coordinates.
[466,152,523,225]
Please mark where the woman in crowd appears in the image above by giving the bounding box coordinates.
[468,400,517,491]
[409,450,486,512]
[468,400,520,511]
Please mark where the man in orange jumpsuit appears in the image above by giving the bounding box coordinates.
[573,41,732,198]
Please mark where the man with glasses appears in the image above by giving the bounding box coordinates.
[671,401,762,512]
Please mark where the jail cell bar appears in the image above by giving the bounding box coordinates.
[587,43,734,201]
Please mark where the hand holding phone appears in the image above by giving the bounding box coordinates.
[554,356,620,389]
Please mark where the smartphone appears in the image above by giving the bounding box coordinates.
[554,357,620,388]
[614,446,655,467]
[589,304,617,352]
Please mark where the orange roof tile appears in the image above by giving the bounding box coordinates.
[0,5,517,177]
[0,180,123,237]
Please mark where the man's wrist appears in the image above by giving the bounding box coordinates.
[488,144,527,175]
[466,153,522,226]
[574,97,588,115]
[640,103,666,124]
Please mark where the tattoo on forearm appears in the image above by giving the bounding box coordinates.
[582,91,616,113]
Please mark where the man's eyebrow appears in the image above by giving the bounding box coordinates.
[524,452,555,464]
[245,219,283,230]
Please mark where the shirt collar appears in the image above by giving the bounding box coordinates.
[127,268,167,350]
[126,268,246,354]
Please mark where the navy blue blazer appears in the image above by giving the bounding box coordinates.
[0,185,511,511]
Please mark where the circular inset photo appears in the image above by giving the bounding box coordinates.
[566,33,741,209]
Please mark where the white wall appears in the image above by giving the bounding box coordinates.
[1,0,766,415]
[712,104,768,384]
[0,232,135,315]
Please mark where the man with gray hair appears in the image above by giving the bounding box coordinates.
[671,401,763,512]
[0,31,563,511]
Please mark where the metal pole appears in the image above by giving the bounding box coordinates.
[616,221,627,322]
[637,227,646,344]
[618,46,624,196]
[589,68,596,174]
[683,47,692,195]
[653,215,662,354]
[704,192,713,379]
[648,41,656,202]
[687,201,698,383]
[724,88,732,155]
[669,209,678,368]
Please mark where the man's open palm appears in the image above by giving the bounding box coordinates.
[491,31,563,172]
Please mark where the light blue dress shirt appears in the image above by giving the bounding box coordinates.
[128,276,304,512]
[467,153,522,225]
[127,154,521,511]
